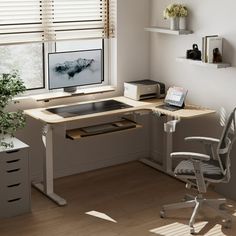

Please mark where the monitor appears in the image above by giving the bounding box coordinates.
[48,49,103,92]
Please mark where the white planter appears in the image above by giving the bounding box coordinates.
[170,17,179,30]
[0,134,14,149]
[179,17,187,30]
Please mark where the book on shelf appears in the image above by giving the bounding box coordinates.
[202,35,223,63]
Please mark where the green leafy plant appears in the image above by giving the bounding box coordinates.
[163,3,188,19]
[0,71,26,148]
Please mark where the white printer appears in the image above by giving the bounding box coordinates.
[124,80,165,101]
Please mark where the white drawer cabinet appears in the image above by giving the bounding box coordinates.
[0,138,30,218]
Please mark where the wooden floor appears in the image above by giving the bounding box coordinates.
[0,162,235,236]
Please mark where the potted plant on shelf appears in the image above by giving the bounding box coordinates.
[179,4,188,30]
[163,3,188,30]
[0,71,26,148]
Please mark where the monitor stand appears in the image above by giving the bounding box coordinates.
[64,86,77,93]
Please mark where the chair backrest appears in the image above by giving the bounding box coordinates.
[217,107,236,182]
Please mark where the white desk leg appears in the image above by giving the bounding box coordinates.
[163,116,180,174]
[32,124,67,206]
[140,113,164,171]
[165,116,174,174]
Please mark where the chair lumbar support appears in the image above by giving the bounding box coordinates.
[160,193,232,234]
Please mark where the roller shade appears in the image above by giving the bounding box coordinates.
[0,0,116,45]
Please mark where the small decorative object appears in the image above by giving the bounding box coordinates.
[0,71,26,148]
[213,48,223,63]
[186,44,202,61]
[163,4,188,31]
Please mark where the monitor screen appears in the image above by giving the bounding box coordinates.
[48,49,103,90]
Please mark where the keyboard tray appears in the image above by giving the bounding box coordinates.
[66,119,140,139]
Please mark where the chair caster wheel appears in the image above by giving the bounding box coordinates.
[219,203,226,210]
[223,220,232,229]
[186,183,191,189]
[190,227,195,235]
[160,210,165,218]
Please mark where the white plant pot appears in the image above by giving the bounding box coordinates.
[179,17,187,30]
[170,17,179,30]
[0,134,14,149]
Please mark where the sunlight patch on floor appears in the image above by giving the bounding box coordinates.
[149,221,208,236]
[85,211,117,223]
[204,224,226,236]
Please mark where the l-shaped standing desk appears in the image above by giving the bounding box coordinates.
[24,96,215,206]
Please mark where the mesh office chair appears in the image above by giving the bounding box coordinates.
[160,107,236,234]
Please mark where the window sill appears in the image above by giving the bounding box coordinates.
[15,86,116,103]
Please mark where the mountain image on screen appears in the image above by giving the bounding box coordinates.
[54,58,94,79]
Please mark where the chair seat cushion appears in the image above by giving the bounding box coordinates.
[174,159,224,180]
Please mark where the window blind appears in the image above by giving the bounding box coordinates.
[0,0,116,45]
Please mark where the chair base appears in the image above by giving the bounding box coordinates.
[160,194,232,234]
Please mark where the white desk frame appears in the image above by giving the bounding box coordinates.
[25,97,215,206]
[32,124,67,206]
[140,115,180,176]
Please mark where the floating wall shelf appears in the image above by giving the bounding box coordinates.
[176,57,231,69]
[145,27,193,35]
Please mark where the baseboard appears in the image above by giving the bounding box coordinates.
[54,150,148,178]
[31,150,148,181]
[150,149,163,163]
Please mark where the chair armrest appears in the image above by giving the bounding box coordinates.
[171,152,210,161]
[184,136,220,145]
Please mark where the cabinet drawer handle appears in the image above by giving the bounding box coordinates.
[6,149,20,154]
[8,198,21,203]
[6,159,20,164]
[7,183,21,188]
[7,168,20,173]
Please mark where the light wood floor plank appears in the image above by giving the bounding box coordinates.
[0,162,235,236]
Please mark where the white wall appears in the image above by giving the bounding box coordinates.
[14,0,151,181]
[117,0,150,93]
[150,0,236,199]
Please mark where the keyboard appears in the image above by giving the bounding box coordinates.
[81,123,116,133]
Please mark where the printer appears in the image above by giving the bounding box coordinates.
[124,80,165,101]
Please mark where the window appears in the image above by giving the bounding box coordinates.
[0,43,44,90]
[0,0,115,44]
[0,0,116,91]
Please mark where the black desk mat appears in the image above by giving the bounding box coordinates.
[47,99,133,118]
